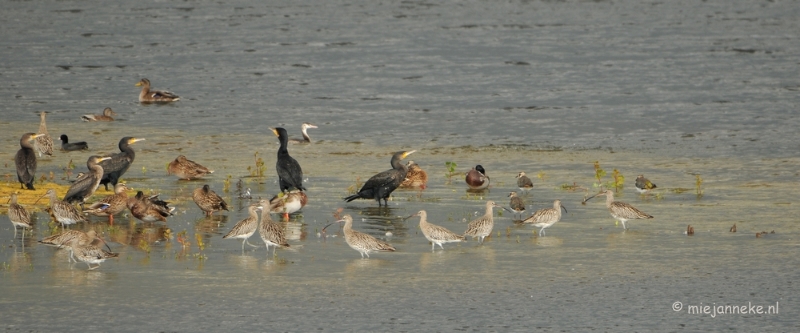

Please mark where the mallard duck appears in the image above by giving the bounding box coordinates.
[81,107,117,121]
[585,189,653,230]
[269,190,308,220]
[332,214,395,259]
[635,175,657,194]
[271,127,305,192]
[84,183,131,224]
[127,191,173,222]
[34,111,54,157]
[288,122,319,144]
[463,200,502,244]
[400,160,428,189]
[222,204,263,251]
[15,133,44,190]
[35,189,88,229]
[59,134,89,151]
[64,156,112,207]
[135,78,180,102]
[344,150,416,206]
[192,184,228,217]
[167,155,214,180]
[258,199,290,256]
[99,137,145,191]
[519,200,567,236]
[465,165,489,190]
[7,193,33,241]
[407,210,464,251]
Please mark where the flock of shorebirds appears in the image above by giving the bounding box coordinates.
[6,78,660,269]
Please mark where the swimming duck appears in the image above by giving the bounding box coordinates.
[192,184,228,217]
[81,107,117,121]
[465,165,489,190]
[59,134,89,151]
[136,78,180,102]
[167,155,214,180]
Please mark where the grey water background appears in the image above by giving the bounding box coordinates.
[1,0,799,331]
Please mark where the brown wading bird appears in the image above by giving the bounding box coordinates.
[223,204,263,251]
[269,190,308,221]
[64,156,113,208]
[83,183,131,224]
[193,184,228,217]
[465,165,489,190]
[464,200,502,244]
[81,107,117,121]
[128,191,173,222]
[34,111,54,157]
[327,214,395,259]
[7,193,33,241]
[35,189,89,230]
[59,134,89,151]
[584,189,653,230]
[136,78,180,103]
[15,133,44,190]
[635,175,657,194]
[288,122,319,144]
[99,137,145,191]
[39,229,112,263]
[507,191,526,220]
[407,210,465,251]
[344,150,416,206]
[66,234,118,270]
[271,127,306,192]
[516,171,534,195]
[258,199,290,257]
[400,160,428,189]
[168,155,214,180]
[518,200,567,237]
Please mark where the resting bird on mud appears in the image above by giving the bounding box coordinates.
[344,150,416,207]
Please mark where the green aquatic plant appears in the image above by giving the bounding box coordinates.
[611,168,624,190]
[248,151,267,178]
[223,175,232,193]
[444,161,458,184]
[138,239,151,254]
[593,161,607,187]
[346,177,362,195]
[695,174,703,198]
[537,171,547,181]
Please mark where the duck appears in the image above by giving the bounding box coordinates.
[167,155,214,180]
[59,134,89,151]
[465,165,489,190]
[127,191,174,222]
[344,150,416,206]
[288,122,319,144]
[135,78,180,102]
[192,184,228,217]
[81,107,117,121]
[400,160,428,189]
[14,133,44,190]
[269,190,308,221]
[34,111,54,157]
[83,183,131,224]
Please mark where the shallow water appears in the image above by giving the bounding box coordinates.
[2,0,799,331]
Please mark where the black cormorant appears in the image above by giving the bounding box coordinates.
[270,127,305,192]
[64,155,112,207]
[344,150,416,206]
[99,137,145,191]
[14,132,43,190]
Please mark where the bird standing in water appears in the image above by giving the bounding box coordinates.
[192,184,228,217]
[400,160,428,189]
[635,175,657,194]
[99,137,145,191]
[519,200,567,236]
[331,214,395,259]
[223,204,263,251]
[507,191,526,220]
[83,183,131,224]
[408,210,464,251]
[15,133,44,190]
[35,189,88,230]
[271,127,305,192]
[464,200,502,244]
[64,156,112,208]
[585,189,653,230]
[516,171,534,195]
[7,193,33,241]
[344,150,416,206]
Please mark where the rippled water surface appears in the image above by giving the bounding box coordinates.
[1,0,799,331]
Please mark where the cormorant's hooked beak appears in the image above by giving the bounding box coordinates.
[129,138,146,144]
[269,128,279,137]
[402,150,417,159]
